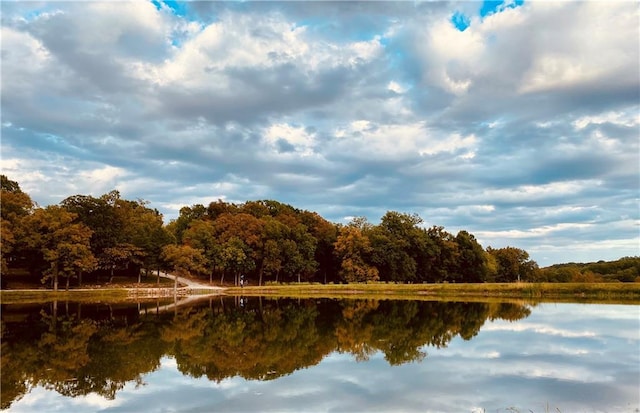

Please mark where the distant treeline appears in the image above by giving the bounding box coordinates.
[1,175,635,289]
[538,257,640,283]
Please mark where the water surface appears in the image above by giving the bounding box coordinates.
[1,298,638,412]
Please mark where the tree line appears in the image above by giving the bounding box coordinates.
[3,174,547,289]
[537,257,640,283]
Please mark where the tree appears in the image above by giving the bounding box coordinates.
[168,204,207,244]
[299,211,338,284]
[22,206,96,291]
[487,246,539,282]
[425,226,460,282]
[161,244,207,290]
[219,237,255,286]
[60,194,121,256]
[212,213,264,284]
[100,244,144,283]
[453,231,487,283]
[369,212,424,283]
[0,175,34,276]
[183,219,221,284]
[334,226,379,283]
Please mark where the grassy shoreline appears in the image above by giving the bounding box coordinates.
[224,282,640,303]
[2,282,639,304]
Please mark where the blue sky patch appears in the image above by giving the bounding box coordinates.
[451,11,471,31]
[151,0,188,17]
[480,0,525,18]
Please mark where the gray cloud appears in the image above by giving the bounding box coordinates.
[1,1,638,266]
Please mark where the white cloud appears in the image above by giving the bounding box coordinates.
[263,123,316,156]
[1,1,637,265]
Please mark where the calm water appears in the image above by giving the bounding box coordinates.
[1,297,638,412]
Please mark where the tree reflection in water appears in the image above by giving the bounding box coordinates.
[1,298,531,409]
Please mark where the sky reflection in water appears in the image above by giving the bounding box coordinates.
[4,301,639,413]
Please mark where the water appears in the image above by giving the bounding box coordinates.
[1,298,638,412]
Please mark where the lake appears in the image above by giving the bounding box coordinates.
[1,297,638,412]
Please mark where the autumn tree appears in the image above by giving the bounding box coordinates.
[334,225,379,283]
[161,244,207,290]
[0,175,34,277]
[21,206,96,291]
[100,244,144,283]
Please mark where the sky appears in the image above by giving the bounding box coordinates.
[1,0,638,266]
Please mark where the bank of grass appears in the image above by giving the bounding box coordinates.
[224,282,640,303]
[3,282,639,305]
[0,288,129,304]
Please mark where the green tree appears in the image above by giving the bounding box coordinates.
[425,226,460,282]
[454,230,487,283]
[487,246,539,282]
[369,212,424,282]
[168,204,207,244]
[183,219,221,284]
[220,236,255,286]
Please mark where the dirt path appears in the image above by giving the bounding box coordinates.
[156,271,225,290]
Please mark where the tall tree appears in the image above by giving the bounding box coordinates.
[22,206,96,291]
[219,237,255,286]
[454,230,487,283]
[334,225,379,283]
[369,212,423,282]
[487,246,539,282]
[183,219,221,284]
[0,175,34,276]
[168,204,207,244]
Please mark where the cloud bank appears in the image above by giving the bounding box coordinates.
[1,1,638,265]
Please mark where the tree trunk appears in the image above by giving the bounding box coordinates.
[53,262,59,292]
[109,267,114,283]
[157,268,160,284]
[209,271,213,284]
[138,270,141,284]
[65,274,70,291]
[78,270,83,286]
[258,261,264,286]
[220,272,225,285]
